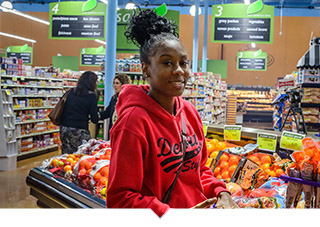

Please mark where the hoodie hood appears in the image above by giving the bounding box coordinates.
[116,84,184,120]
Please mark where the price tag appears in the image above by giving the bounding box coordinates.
[224,125,242,141]
[12,77,18,81]
[280,131,305,151]
[203,121,209,136]
[257,133,277,152]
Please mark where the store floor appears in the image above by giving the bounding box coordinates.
[0,150,60,208]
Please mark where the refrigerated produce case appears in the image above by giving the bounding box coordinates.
[26,166,106,208]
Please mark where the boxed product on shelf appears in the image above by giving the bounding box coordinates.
[298,69,320,84]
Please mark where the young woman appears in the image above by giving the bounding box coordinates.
[59,71,99,154]
[106,9,237,217]
[99,73,130,141]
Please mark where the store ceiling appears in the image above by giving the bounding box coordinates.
[6,0,320,9]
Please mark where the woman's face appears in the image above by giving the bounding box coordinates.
[113,78,123,94]
[144,39,190,101]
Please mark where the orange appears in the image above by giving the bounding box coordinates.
[100,166,109,177]
[57,161,65,168]
[207,143,215,155]
[67,154,76,160]
[261,155,272,164]
[268,170,276,177]
[100,177,107,185]
[247,155,259,163]
[93,172,102,182]
[228,164,237,175]
[66,158,74,164]
[79,168,86,175]
[275,169,285,177]
[229,156,240,166]
[221,171,230,179]
[210,139,219,145]
[220,153,229,162]
[216,174,222,180]
[63,165,72,172]
[85,161,93,170]
[79,160,86,170]
[219,161,229,171]
[213,167,221,177]
[210,151,219,159]
[261,163,270,170]
[216,142,227,151]
[51,159,59,167]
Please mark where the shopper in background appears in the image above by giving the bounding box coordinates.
[99,73,130,140]
[60,71,99,154]
[106,9,237,217]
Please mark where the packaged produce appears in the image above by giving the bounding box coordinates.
[285,168,302,208]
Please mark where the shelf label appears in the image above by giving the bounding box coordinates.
[80,47,105,66]
[211,2,274,44]
[49,2,106,40]
[237,50,267,71]
[224,125,242,141]
[6,45,33,65]
[257,132,277,152]
[280,131,305,151]
[203,121,209,136]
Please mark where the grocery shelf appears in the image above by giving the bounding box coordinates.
[302,83,320,88]
[116,71,142,75]
[26,167,106,208]
[18,144,59,159]
[301,103,320,108]
[63,78,78,82]
[17,129,59,139]
[13,94,62,98]
[15,118,51,125]
[0,74,64,82]
[1,84,62,89]
[14,106,54,110]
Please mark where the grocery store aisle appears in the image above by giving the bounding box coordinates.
[0,150,60,208]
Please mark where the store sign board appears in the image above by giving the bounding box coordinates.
[257,133,277,152]
[280,131,305,151]
[80,46,105,66]
[278,78,295,92]
[237,50,267,71]
[6,45,33,65]
[116,9,180,53]
[224,125,242,141]
[211,1,274,44]
[49,1,106,40]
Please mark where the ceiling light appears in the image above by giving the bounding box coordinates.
[99,0,108,4]
[0,6,50,25]
[244,0,250,5]
[1,1,13,9]
[190,5,201,16]
[0,32,36,43]
[95,39,106,45]
[125,1,136,10]
[251,43,256,48]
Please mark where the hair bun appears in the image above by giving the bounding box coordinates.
[125,9,178,47]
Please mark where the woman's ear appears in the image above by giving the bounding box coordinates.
[142,63,149,79]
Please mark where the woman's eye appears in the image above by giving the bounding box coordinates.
[163,61,173,66]
[181,61,189,67]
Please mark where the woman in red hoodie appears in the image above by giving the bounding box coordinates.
[106,9,237,217]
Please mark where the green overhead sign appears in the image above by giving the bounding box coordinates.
[237,49,267,71]
[80,46,105,66]
[6,45,33,65]
[49,1,106,40]
[211,0,274,44]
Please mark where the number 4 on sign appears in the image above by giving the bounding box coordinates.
[52,3,59,14]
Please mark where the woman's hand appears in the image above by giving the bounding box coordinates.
[191,198,217,208]
[215,191,239,209]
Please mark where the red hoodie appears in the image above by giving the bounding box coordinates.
[107,84,228,217]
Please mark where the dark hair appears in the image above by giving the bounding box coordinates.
[124,9,180,64]
[74,71,98,96]
[114,73,131,85]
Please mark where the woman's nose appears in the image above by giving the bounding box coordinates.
[173,64,184,75]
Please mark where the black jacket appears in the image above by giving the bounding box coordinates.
[100,93,118,140]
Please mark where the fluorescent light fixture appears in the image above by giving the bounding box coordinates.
[0,6,50,25]
[95,39,106,45]
[244,0,250,5]
[99,0,108,4]
[125,1,136,10]
[0,32,36,43]
[1,1,13,9]
[251,42,256,48]
[190,5,201,16]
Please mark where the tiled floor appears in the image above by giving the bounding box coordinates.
[0,150,60,208]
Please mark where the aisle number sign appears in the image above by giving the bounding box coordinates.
[280,131,305,151]
[257,133,277,152]
[80,46,105,66]
[224,125,242,141]
[49,1,106,40]
[211,0,274,44]
[237,50,267,71]
[6,45,33,65]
